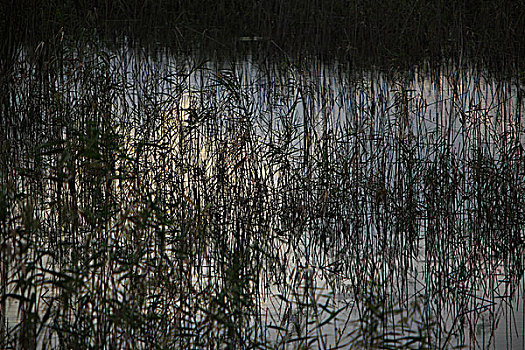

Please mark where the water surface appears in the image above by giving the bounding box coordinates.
[2,42,525,349]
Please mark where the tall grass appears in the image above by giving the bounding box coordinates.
[1,30,525,349]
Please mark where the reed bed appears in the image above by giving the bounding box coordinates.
[1,32,525,349]
[3,0,525,69]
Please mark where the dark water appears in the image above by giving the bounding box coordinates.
[2,41,525,349]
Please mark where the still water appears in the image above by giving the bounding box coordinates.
[2,43,525,348]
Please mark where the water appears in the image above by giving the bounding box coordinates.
[2,42,525,349]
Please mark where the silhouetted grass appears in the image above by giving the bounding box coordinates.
[1,12,525,349]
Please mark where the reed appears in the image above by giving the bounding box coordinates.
[3,0,525,69]
[1,12,525,349]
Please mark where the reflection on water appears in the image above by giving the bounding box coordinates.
[1,41,525,349]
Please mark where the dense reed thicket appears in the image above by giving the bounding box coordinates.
[1,29,525,348]
[2,1,525,349]
[2,0,525,67]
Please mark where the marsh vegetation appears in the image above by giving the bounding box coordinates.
[1,1,525,349]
